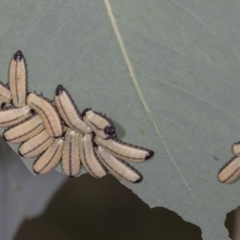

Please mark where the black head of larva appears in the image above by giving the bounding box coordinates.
[134,174,143,183]
[104,126,116,138]
[13,50,23,62]
[145,150,154,160]
[56,85,65,96]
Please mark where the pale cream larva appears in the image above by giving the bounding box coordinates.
[33,138,64,174]
[9,50,27,107]
[218,156,240,183]
[62,128,80,176]
[79,133,107,178]
[0,105,31,127]
[0,82,12,103]
[232,142,240,156]
[82,108,116,139]
[18,129,55,158]
[95,146,142,183]
[3,114,44,143]
[27,92,62,137]
[55,85,92,134]
[94,136,154,162]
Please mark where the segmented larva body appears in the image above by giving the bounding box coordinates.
[82,109,116,139]
[218,156,240,183]
[3,114,44,143]
[1,51,155,182]
[0,105,31,127]
[94,136,154,162]
[27,92,63,137]
[33,138,64,174]
[0,81,12,103]
[19,129,55,158]
[79,133,107,178]
[62,128,80,177]
[9,50,27,107]
[95,146,142,183]
[55,85,91,134]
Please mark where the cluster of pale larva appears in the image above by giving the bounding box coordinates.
[218,143,240,183]
[0,50,154,183]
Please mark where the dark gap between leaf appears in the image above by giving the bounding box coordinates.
[225,206,240,240]
[14,174,202,240]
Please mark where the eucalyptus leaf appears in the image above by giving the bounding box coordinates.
[0,0,239,239]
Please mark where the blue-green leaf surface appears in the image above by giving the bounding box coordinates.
[0,1,239,239]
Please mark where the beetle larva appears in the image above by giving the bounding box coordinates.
[0,105,31,127]
[82,108,116,139]
[62,128,80,176]
[18,129,55,158]
[95,146,142,183]
[33,138,64,174]
[55,85,91,133]
[232,142,240,156]
[3,114,44,143]
[94,136,154,162]
[9,50,27,107]
[0,81,12,103]
[79,133,107,178]
[27,92,62,137]
[218,156,240,183]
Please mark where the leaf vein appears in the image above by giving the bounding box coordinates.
[103,0,208,222]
